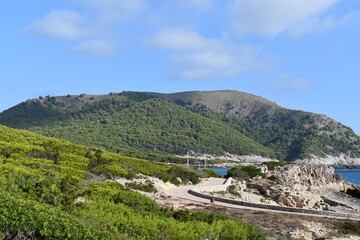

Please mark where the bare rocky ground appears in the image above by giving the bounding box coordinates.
[147,191,360,240]
[117,164,360,239]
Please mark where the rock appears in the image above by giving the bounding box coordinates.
[275,192,322,208]
[231,180,247,191]
[259,164,268,174]
[270,164,348,192]
[75,197,85,203]
[246,182,268,195]
[228,164,359,210]
[296,154,360,166]
[264,164,357,208]
[177,153,277,164]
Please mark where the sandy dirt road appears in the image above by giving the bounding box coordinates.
[164,178,360,220]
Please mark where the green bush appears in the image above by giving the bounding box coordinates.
[226,166,265,179]
[262,161,291,170]
[200,168,221,178]
[169,165,201,184]
[336,221,360,235]
[0,192,109,239]
[125,181,156,193]
[91,163,129,178]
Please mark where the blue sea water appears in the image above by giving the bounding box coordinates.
[206,168,228,177]
[334,166,360,185]
[207,167,360,186]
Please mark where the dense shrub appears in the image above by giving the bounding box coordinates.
[0,125,269,239]
[200,168,221,178]
[125,181,156,193]
[336,221,360,235]
[226,166,265,179]
[0,94,275,158]
[168,165,201,184]
[262,161,294,170]
[0,192,109,239]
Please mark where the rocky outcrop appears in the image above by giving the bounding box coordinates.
[269,164,349,192]
[228,164,360,211]
[263,165,359,209]
[296,154,360,166]
[244,179,329,209]
[177,153,276,164]
[276,193,322,209]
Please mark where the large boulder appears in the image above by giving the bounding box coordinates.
[269,164,348,192]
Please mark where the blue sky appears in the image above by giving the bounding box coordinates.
[1,0,360,134]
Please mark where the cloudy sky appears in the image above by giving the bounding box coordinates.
[1,0,360,134]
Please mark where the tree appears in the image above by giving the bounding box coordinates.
[226,166,265,179]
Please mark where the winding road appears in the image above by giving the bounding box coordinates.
[164,178,360,220]
[165,178,227,203]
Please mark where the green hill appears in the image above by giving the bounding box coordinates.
[0,92,275,158]
[0,90,359,161]
[146,90,360,161]
[0,124,268,239]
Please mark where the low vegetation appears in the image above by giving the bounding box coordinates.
[199,168,221,178]
[262,161,293,170]
[188,103,360,161]
[226,166,266,179]
[335,221,360,235]
[125,181,156,193]
[0,92,275,158]
[0,125,269,239]
[2,91,359,161]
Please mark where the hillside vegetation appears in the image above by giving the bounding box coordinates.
[0,90,359,161]
[187,102,360,160]
[0,93,275,158]
[0,125,268,239]
[147,91,360,160]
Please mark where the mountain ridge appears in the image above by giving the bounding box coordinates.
[143,90,360,162]
[0,93,275,158]
[0,90,359,164]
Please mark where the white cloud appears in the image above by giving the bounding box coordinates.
[290,12,360,36]
[150,29,265,79]
[171,48,261,79]
[25,10,85,40]
[24,1,146,56]
[270,75,312,91]
[72,40,116,56]
[231,0,340,36]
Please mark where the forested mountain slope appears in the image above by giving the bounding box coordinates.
[0,124,268,239]
[146,91,360,161]
[0,90,359,162]
[0,93,274,158]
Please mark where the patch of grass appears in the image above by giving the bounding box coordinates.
[125,181,156,193]
[335,221,360,235]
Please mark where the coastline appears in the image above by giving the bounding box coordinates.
[296,155,360,166]
[204,166,360,186]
